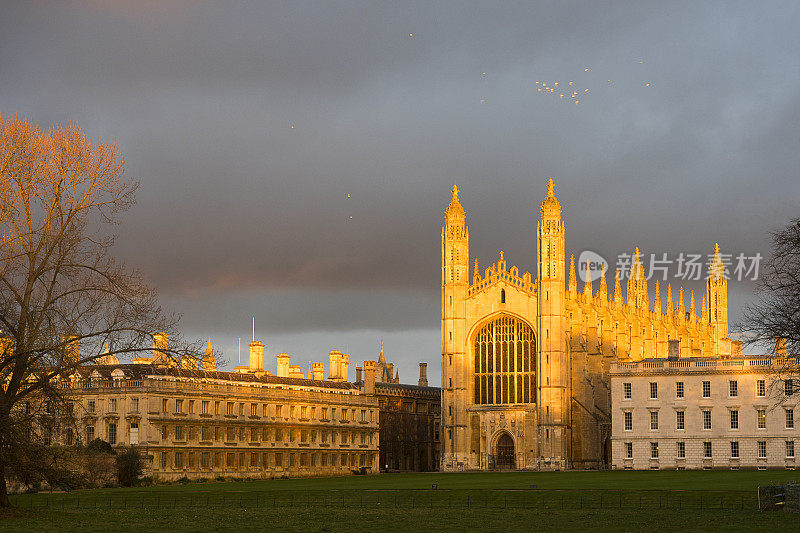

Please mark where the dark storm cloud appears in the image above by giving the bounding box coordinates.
[2,1,799,382]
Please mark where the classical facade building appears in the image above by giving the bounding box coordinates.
[610,353,798,470]
[440,181,733,471]
[60,339,381,480]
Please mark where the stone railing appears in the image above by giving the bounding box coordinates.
[611,357,791,375]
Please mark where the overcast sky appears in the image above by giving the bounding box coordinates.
[2,1,799,385]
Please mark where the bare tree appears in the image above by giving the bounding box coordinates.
[0,114,196,505]
[741,217,800,392]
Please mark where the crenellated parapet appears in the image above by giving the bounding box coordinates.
[467,251,536,298]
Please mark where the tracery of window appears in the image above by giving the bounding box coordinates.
[473,315,536,405]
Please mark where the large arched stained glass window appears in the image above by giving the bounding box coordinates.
[473,315,536,405]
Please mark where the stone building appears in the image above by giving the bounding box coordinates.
[610,348,798,470]
[353,346,441,472]
[59,338,380,480]
[441,181,734,471]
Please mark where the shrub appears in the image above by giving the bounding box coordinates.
[116,448,144,487]
[87,438,115,455]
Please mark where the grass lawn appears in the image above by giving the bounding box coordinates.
[3,470,799,532]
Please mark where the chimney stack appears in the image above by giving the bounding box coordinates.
[667,339,680,360]
[418,362,428,386]
[355,367,363,382]
[276,353,290,378]
[776,337,787,356]
[312,362,325,381]
[152,332,169,367]
[341,353,350,381]
[328,351,342,381]
[364,360,376,395]
[732,340,743,357]
[249,340,264,371]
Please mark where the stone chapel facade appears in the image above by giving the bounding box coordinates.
[440,180,732,471]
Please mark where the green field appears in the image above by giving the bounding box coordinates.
[3,470,799,532]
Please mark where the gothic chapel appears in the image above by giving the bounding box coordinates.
[440,180,731,470]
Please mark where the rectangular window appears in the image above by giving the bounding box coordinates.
[110,398,117,412]
[757,379,766,397]
[188,400,194,414]
[703,410,712,430]
[214,401,220,415]
[301,406,307,419]
[729,380,738,397]
[703,441,712,458]
[87,426,95,441]
[786,379,794,397]
[787,441,795,458]
[251,403,258,417]
[276,405,283,417]
[161,425,168,440]
[676,411,685,430]
[786,409,795,429]
[87,400,96,413]
[676,382,684,399]
[202,401,209,414]
[677,441,685,459]
[163,399,168,412]
[730,441,739,459]
[239,403,244,416]
[730,410,739,430]
[650,411,659,430]
[758,409,766,429]
[175,426,184,440]
[702,381,711,398]
[624,411,632,431]
[650,442,659,459]
[649,382,658,399]
[322,407,328,420]
[131,398,139,412]
[623,383,631,399]
[108,422,117,445]
[758,441,767,459]
[176,399,183,413]
[226,402,234,416]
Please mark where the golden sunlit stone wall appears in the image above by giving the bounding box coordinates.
[65,366,380,480]
[441,181,732,471]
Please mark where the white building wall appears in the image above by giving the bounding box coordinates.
[610,358,798,470]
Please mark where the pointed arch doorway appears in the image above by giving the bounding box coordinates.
[495,433,515,469]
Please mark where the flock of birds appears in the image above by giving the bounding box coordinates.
[481,63,652,106]
[294,35,656,222]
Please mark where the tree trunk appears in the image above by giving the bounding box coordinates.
[0,461,10,507]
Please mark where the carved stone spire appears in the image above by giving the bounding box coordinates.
[540,178,561,218]
[568,254,577,293]
[678,287,686,318]
[202,338,217,371]
[654,279,661,314]
[582,261,593,298]
[614,269,622,304]
[689,290,697,321]
[666,283,673,317]
[598,265,607,301]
